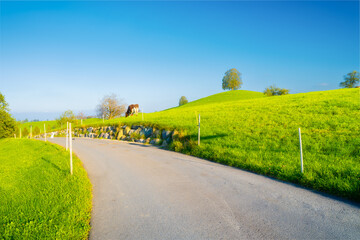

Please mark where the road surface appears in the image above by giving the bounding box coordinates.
[47,137,360,240]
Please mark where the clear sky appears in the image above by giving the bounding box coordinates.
[1,1,359,120]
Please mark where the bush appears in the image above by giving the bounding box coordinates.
[264,85,289,96]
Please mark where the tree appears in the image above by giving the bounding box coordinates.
[97,94,126,119]
[33,126,40,136]
[56,110,76,127]
[0,92,16,138]
[222,68,243,90]
[263,85,290,96]
[340,71,359,88]
[22,127,29,137]
[179,96,188,106]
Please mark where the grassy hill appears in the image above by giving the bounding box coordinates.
[0,139,92,239]
[111,88,360,201]
[18,88,360,200]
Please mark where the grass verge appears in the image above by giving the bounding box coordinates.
[0,139,92,239]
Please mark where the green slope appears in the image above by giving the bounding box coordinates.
[181,90,264,108]
[111,88,360,201]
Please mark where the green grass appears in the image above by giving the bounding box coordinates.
[94,89,359,201]
[0,139,92,239]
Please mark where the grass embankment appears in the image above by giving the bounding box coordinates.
[0,139,92,239]
[90,89,359,201]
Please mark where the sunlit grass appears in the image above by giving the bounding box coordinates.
[0,139,92,239]
[106,89,359,201]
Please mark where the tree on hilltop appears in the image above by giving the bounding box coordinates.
[179,96,188,106]
[97,94,126,119]
[340,71,359,88]
[222,68,243,91]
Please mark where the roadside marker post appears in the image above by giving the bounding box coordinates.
[44,124,47,142]
[14,134,16,138]
[198,114,201,146]
[299,128,304,173]
[66,122,69,151]
[70,123,73,175]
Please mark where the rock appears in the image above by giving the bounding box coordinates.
[104,133,109,139]
[146,138,151,144]
[131,125,139,129]
[107,126,112,132]
[128,130,135,136]
[124,126,131,135]
[138,139,145,143]
[120,135,126,140]
[99,133,105,138]
[162,130,171,140]
[116,130,123,140]
[145,128,153,138]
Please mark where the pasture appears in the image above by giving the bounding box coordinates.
[106,88,360,201]
[0,139,92,239]
[18,88,360,200]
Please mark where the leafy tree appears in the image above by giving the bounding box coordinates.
[22,127,29,137]
[33,126,40,136]
[179,96,188,106]
[97,94,126,119]
[57,110,76,127]
[0,92,16,138]
[222,68,243,90]
[264,85,290,96]
[340,71,359,88]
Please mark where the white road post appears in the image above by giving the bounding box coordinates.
[66,122,69,151]
[81,119,83,125]
[299,128,304,173]
[70,123,73,175]
[14,134,16,138]
[198,114,201,146]
[44,124,47,142]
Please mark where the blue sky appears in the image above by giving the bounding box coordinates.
[1,1,359,120]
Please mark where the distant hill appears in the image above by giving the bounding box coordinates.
[181,90,264,108]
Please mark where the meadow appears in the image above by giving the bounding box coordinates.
[19,88,360,201]
[0,139,92,239]
[105,89,360,201]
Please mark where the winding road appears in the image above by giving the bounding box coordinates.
[48,137,359,240]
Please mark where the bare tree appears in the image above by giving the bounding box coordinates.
[97,94,126,119]
[77,111,86,120]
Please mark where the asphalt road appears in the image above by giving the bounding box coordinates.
[47,137,360,240]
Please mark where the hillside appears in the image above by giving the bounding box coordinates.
[180,90,264,108]
[112,88,360,201]
[18,88,360,200]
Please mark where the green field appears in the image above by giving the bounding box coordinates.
[18,88,360,201]
[100,88,359,201]
[0,139,92,239]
